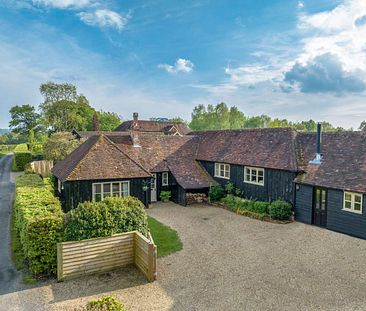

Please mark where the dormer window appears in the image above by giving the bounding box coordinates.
[214,163,230,179]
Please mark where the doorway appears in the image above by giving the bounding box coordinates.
[313,187,327,227]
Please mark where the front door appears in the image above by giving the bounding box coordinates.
[313,187,327,227]
[151,173,157,202]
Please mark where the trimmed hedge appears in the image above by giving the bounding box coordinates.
[64,196,149,241]
[14,174,64,275]
[268,200,292,220]
[14,143,32,171]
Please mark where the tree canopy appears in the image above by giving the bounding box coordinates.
[9,105,41,135]
[189,102,344,132]
[43,132,84,161]
[98,111,121,131]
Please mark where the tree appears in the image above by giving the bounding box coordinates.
[229,106,246,129]
[28,129,35,152]
[43,132,84,162]
[9,105,41,135]
[39,82,95,132]
[98,111,121,131]
[359,121,366,131]
[169,117,186,123]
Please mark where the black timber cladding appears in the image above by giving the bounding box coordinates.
[199,160,296,203]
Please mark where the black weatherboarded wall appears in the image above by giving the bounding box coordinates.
[58,177,151,212]
[200,160,296,203]
[295,184,366,239]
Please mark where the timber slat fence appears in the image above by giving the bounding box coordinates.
[30,160,53,177]
[57,231,157,282]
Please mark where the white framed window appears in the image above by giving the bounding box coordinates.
[57,179,62,193]
[92,181,130,202]
[214,163,230,179]
[244,166,265,186]
[162,172,169,186]
[343,192,363,214]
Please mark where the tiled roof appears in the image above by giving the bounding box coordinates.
[72,130,129,139]
[52,135,151,182]
[114,120,191,135]
[295,131,366,193]
[192,128,298,171]
[108,133,215,189]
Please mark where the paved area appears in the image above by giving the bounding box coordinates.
[0,155,23,295]
[1,202,366,310]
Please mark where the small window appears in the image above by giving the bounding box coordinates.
[162,172,169,186]
[244,166,265,186]
[93,181,130,202]
[343,192,363,214]
[214,163,230,179]
[57,179,62,193]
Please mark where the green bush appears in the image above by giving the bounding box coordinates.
[224,182,235,195]
[208,185,225,201]
[64,196,149,241]
[84,296,127,311]
[268,200,292,220]
[160,191,171,202]
[14,152,32,171]
[249,201,270,214]
[14,177,63,275]
[222,195,270,217]
[14,143,28,152]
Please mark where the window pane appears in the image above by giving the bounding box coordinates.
[246,168,250,175]
[354,203,361,211]
[258,170,264,177]
[345,193,352,201]
[355,195,362,203]
[94,184,101,194]
[258,176,264,184]
[251,175,257,182]
[121,182,129,196]
[345,201,352,209]
[112,183,120,193]
[225,171,229,178]
[94,194,102,202]
[252,170,257,177]
[103,183,111,193]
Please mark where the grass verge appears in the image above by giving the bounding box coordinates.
[148,216,183,258]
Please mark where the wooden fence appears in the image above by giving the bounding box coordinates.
[57,231,157,282]
[30,160,53,177]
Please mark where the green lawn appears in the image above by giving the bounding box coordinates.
[148,216,183,258]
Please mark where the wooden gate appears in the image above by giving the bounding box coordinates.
[57,231,157,282]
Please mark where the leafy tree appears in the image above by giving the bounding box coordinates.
[39,82,95,132]
[9,105,41,135]
[169,117,186,123]
[229,106,246,129]
[28,129,35,152]
[43,132,83,162]
[98,111,121,131]
[359,121,366,131]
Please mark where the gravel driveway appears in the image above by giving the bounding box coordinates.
[2,202,366,311]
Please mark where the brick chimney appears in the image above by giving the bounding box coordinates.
[131,112,141,148]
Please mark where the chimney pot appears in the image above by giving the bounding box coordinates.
[133,112,138,122]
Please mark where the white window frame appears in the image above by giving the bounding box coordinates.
[214,163,230,179]
[57,179,62,193]
[343,192,363,214]
[244,166,265,186]
[92,181,130,202]
[162,172,169,186]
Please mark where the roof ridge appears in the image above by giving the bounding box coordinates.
[103,134,152,176]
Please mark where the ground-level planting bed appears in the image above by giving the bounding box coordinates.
[148,216,183,258]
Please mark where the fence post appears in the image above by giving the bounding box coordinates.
[57,243,63,282]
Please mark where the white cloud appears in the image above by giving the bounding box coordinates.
[297,1,304,9]
[158,58,194,74]
[32,0,92,9]
[78,9,129,31]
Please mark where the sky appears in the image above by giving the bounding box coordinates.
[0,0,366,129]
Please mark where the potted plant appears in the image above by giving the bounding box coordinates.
[160,191,171,203]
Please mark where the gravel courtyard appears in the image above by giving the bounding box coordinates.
[2,202,366,311]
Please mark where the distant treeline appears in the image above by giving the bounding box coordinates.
[188,103,347,132]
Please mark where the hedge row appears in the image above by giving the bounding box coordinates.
[13,143,32,171]
[14,174,64,275]
[64,196,149,241]
[222,194,292,220]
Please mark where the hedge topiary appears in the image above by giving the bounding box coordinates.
[63,196,149,241]
[268,200,292,220]
[14,151,32,171]
[15,178,64,275]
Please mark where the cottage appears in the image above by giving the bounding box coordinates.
[52,113,366,239]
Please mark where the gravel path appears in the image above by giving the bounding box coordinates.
[2,202,366,310]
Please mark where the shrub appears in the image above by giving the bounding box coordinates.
[208,185,225,201]
[14,151,32,171]
[250,201,270,214]
[268,200,292,220]
[224,182,235,195]
[63,196,149,241]
[160,191,171,202]
[84,296,127,311]
[14,177,63,275]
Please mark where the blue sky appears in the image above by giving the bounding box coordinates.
[0,0,365,128]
